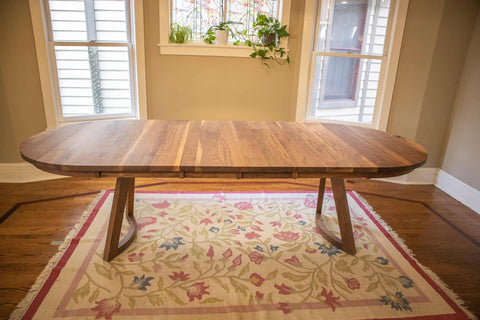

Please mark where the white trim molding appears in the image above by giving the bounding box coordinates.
[0,163,67,183]
[377,168,480,214]
[436,170,480,215]
[376,168,439,185]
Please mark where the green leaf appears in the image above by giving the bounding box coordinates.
[157,277,164,289]
[165,289,187,305]
[282,272,310,281]
[199,297,224,304]
[266,269,278,280]
[128,296,136,309]
[230,278,248,296]
[72,281,90,303]
[193,262,202,274]
[94,263,113,280]
[213,277,230,292]
[366,281,379,292]
[148,294,163,306]
[333,278,349,292]
[239,263,250,277]
[88,288,100,303]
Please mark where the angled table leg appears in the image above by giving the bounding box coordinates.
[315,178,356,255]
[103,177,138,261]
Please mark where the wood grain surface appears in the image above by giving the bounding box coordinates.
[20,120,427,178]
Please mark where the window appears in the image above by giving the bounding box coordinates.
[41,0,139,122]
[296,0,408,129]
[158,0,291,57]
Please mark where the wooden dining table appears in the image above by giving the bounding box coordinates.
[20,119,427,261]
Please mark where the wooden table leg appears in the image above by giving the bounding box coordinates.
[103,177,138,261]
[315,178,356,255]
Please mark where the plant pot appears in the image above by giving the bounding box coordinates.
[214,30,228,45]
[261,33,276,47]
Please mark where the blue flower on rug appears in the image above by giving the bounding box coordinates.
[379,291,412,311]
[399,275,414,288]
[238,226,246,231]
[298,220,307,226]
[376,257,389,265]
[133,274,154,291]
[315,243,341,256]
[209,227,220,233]
[270,245,279,252]
[254,245,264,252]
[224,219,233,224]
[159,237,185,251]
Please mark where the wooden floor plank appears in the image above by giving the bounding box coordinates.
[0,178,478,319]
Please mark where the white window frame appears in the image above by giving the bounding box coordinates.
[29,0,148,129]
[295,0,409,130]
[158,0,291,57]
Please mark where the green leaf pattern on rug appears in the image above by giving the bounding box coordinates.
[72,193,415,316]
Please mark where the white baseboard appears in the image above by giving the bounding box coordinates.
[376,167,479,214]
[436,169,480,214]
[0,162,67,183]
[376,168,439,185]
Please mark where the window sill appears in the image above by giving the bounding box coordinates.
[158,42,255,58]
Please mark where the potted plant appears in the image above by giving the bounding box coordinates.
[203,21,242,45]
[245,15,290,67]
[169,23,193,43]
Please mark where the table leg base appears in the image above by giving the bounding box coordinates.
[103,177,137,261]
[316,178,356,255]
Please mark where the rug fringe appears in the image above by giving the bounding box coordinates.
[351,191,478,320]
[9,191,107,320]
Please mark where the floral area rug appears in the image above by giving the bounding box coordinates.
[11,190,475,320]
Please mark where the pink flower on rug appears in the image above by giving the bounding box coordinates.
[245,231,261,240]
[207,245,214,260]
[251,225,264,232]
[180,253,189,261]
[152,201,170,209]
[346,278,360,290]
[184,226,190,231]
[158,211,168,217]
[91,299,121,320]
[284,255,301,267]
[256,291,264,299]
[200,218,213,225]
[234,201,253,210]
[275,283,292,295]
[276,302,291,315]
[222,248,232,259]
[153,264,161,273]
[169,271,190,281]
[231,255,242,268]
[128,252,144,262]
[274,231,300,242]
[305,247,317,254]
[321,287,341,311]
[270,221,281,227]
[248,251,264,265]
[249,273,265,287]
[187,282,210,302]
[304,197,317,208]
[231,229,240,235]
[293,214,302,219]
[136,217,157,230]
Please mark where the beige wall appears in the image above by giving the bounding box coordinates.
[387,0,479,167]
[0,0,47,163]
[143,0,304,122]
[440,11,480,190]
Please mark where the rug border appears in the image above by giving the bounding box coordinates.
[9,191,108,320]
[9,190,477,320]
[350,191,477,320]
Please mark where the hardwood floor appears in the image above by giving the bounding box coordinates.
[0,178,479,318]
